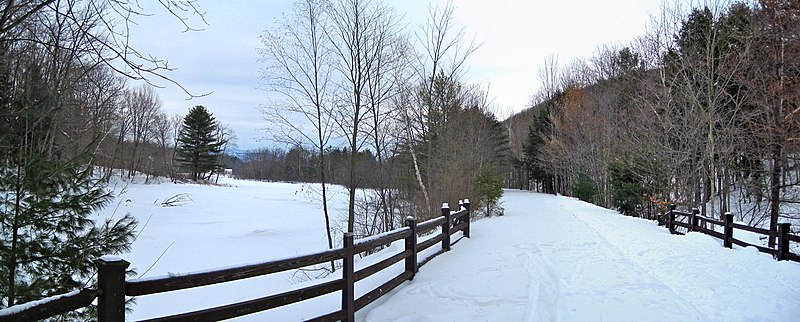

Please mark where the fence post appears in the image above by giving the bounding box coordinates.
[404,217,417,280]
[95,257,130,322]
[441,203,451,251]
[342,233,355,321]
[691,208,700,232]
[777,223,791,261]
[668,204,676,234]
[462,199,471,238]
[723,212,734,249]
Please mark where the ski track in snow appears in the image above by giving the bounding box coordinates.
[564,199,800,321]
[520,244,560,322]
[360,190,800,322]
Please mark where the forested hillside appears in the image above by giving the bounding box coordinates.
[505,0,799,246]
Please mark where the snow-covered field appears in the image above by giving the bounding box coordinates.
[100,178,800,321]
[99,177,350,320]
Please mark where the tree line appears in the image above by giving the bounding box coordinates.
[506,0,799,247]
[231,146,381,187]
[258,0,509,255]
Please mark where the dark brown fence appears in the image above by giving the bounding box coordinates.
[0,201,472,322]
[658,205,799,263]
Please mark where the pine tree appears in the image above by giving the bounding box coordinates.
[476,166,504,216]
[607,160,643,217]
[175,105,225,181]
[0,156,138,308]
[522,107,554,192]
[572,171,599,204]
[1,57,137,311]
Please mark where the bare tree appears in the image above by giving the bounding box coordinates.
[150,111,177,180]
[214,124,237,184]
[534,54,561,105]
[0,1,208,98]
[362,23,408,234]
[125,84,163,178]
[260,0,337,255]
[327,0,401,233]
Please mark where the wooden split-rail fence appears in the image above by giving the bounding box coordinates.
[658,204,800,263]
[0,201,472,321]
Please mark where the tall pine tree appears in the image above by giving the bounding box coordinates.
[176,105,225,181]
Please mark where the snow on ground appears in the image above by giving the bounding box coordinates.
[98,177,351,320]
[97,179,800,321]
[359,189,800,322]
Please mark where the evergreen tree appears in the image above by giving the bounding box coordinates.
[572,171,599,203]
[476,166,504,216]
[522,106,555,193]
[175,105,225,181]
[607,155,668,217]
[607,160,643,217]
[1,55,137,311]
[0,156,137,309]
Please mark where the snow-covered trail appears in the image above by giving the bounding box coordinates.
[359,190,800,321]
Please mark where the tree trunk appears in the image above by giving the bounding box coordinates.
[768,145,782,247]
[348,146,357,233]
[319,152,335,272]
[6,164,23,306]
[403,110,431,213]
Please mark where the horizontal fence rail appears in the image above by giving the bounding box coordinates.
[0,200,473,322]
[658,204,799,263]
[0,288,97,322]
[126,248,347,297]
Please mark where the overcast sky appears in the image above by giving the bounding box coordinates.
[128,0,664,151]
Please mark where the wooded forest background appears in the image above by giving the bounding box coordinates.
[504,0,799,247]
